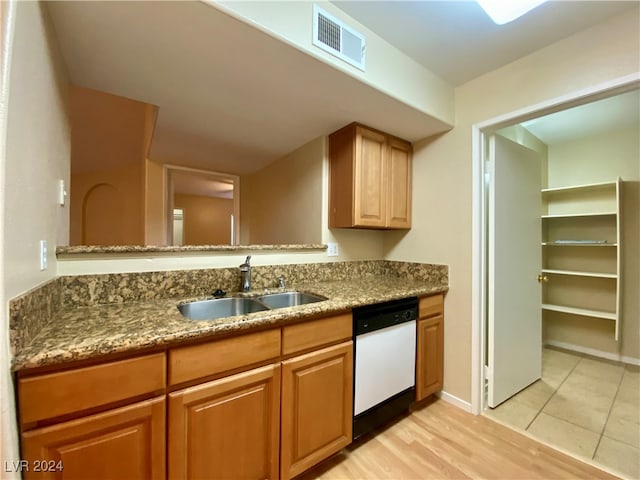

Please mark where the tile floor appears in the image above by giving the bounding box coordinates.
[485,347,640,479]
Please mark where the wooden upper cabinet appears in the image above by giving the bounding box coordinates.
[329,123,412,229]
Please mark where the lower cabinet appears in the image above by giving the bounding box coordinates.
[21,396,166,480]
[18,316,355,480]
[416,294,445,402]
[280,341,353,480]
[168,364,281,480]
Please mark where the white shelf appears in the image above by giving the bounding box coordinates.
[542,304,617,321]
[542,269,617,279]
[541,177,622,341]
[541,212,616,219]
[541,242,617,247]
[541,180,618,194]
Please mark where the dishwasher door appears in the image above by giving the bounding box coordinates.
[354,320,416,416]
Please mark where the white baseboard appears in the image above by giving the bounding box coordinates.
[545,340,640,366]
[435,390,473,413]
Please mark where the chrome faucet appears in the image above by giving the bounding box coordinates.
[239,255,252,292]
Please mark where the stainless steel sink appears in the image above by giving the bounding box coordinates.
[177,297,269,321]
[256,292,327,309]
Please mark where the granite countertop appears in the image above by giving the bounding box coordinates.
[56,244,327,255]
[13,275,447,372]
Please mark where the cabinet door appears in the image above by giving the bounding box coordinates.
[21,396,165,480]
[386,138,412,229]
[280,341,353,480]
[416,315,444,401]
[168,364,280,480]
[354,126,387,227]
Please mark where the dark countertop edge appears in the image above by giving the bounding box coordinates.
[11,284,448,373]
[56,244,328,256]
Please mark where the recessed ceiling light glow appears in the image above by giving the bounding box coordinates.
[477,0,549,25]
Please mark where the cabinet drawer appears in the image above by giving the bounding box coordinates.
[419,294,444,319]
[19,353,166,426]
[282,313,352,356]
[169,329,281,386]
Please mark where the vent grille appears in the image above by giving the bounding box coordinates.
[313,4,365,71]
[317,13,341,52]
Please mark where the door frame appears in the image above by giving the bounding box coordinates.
[470,73,640,415]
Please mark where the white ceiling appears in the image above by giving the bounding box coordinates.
[46,1,638,175]
[522,89,640,145]
[333,1,637,86]
[173,171,234,199]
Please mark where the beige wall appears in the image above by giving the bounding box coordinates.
[145,158,165,245]
[242,136,324,245]
[543,126,639,360]
[215,0,454,126]
[1,0,70,472]
[174,193,233,245]
[384,8,640,403]
[69,87,155,245]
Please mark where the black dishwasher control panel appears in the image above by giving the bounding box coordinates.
[353,297,418,336]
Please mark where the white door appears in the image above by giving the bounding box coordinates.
[487,134,543,408]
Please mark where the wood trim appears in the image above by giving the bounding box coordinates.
[282,313,352,356]
[419,294,444,318]
[22,396,166,480]
[168,329,281,386]
[328,124,356,228]
[18,353,166,426]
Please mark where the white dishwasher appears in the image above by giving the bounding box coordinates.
[353,297,418,439]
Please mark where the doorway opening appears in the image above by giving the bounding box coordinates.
[165,165,240,246]
[472,74,639,476]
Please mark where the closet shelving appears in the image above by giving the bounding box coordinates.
[540,178,622,340]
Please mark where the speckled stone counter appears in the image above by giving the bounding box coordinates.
[56,244,327,255]
[12,275,447,372]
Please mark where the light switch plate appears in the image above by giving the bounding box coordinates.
[58,179,67,206]
[40,240,47,271]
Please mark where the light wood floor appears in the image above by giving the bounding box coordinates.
[298,398,619,479]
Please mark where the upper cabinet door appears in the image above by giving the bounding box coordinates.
[329,123,412,230]
[386,138,412,229]
[354,126,387,227]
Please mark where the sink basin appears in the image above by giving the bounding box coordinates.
[178,297,269,321]
[256,292,327,309]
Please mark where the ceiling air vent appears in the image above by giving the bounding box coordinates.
[312,4,366,71]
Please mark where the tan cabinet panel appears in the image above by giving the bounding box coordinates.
[21,396,165,480]
[169,364,280,480]
[169,329,280,386]
[416,315,444,402]
[282,313,352,356]
[329,122,412,229]
[19,353,166,426]
[280,341,353,480]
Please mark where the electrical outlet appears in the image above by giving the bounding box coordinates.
[327,242,339,257]
[40,240,47,271]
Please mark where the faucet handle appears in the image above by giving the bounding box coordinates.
[278,276,286,288]
[239,255,251,271]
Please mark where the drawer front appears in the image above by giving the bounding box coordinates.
[282,313,352,356]
[19,353,166,426]
[419,294,444,319]
[169,329,281,386]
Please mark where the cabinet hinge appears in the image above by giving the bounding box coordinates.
[483,365,491,381]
